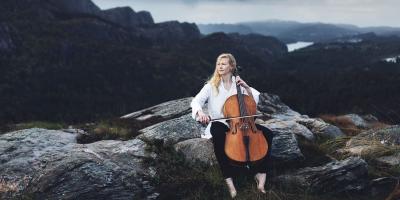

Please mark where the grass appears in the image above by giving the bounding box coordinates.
[0,121,67,134]
[319,114,389,136]
[318,131,400,180]
[319,136,352,159]
[344,136,398,159]
[368,160,400,178]
[296,137,335,167]
[74,116,167,143]
[1,115,167,143]
[143,141,364,200]
[90,120,132,139]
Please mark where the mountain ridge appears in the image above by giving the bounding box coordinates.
[198,20,400,43]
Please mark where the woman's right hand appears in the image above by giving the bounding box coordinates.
[196,110,210,125]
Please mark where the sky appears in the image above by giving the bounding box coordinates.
[91,0,400,27]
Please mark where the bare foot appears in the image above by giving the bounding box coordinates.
[254,173,266,194]
[225,178,237,198]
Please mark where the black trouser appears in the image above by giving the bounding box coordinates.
[210,121,274,179]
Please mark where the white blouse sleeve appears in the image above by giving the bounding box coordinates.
[250,87,261,105]
[190,83,211,120]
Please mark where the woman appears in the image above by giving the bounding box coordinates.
[190,53,273,198]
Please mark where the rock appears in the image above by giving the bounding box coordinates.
[263,119,315,141]
[61,128,87,134]
[341,114,369,129]
[137,114,204,146]
[121,97,192,122]
[174,138,217,166]
[0,128,158,200]
[370,177,398,200]
[257,92,344,139]
[257,123,304,163]
[102,7,154,27]
[375,152,400,166]
[62,128,98,144]
[257,93,302,118]
[296,118,345,138]
[362,114,379,123]
[273,157,369,194]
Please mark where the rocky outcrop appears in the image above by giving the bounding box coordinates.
[336,113,379,129]
[258,92,344,139]
[262,119,315,141]
[121,97,192,123]
[137,114,204,146]
[370,177,399,200]
[145,21,201,43]
[102,7,154,27]
[47,0,101,16]
[267,124,305,162]
[174,138,217,166]
[256,121,307,163]
[258,93,302,118]
[35,0,200,44]
[134,93,326,164]
[273,157,369,194]
[342,114,370,128]
[0,128,158,200]
[296,117,345,138]
[1,93,393,199]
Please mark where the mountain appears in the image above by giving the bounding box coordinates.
[0,0,287,124]
[2,0,400,126]
[198,20,303,37]
[266,35,400,123]
[198,20,400,43]
[46,0,102,15]
[278,23,361,42]
[197,23,253,35]
[102,7,154,27]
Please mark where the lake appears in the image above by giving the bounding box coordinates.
[287,41,314,52]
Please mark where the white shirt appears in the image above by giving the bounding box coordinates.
[190,76,261,138]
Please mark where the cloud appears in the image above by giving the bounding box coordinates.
[92,0,400,27]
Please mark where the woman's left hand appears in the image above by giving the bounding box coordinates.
[235,76,250,89]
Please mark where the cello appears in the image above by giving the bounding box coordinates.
[222,67,268,167]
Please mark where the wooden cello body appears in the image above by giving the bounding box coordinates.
[223,75,268,165]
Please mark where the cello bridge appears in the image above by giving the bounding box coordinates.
[239,123,250,130]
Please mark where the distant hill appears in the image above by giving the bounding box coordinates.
[1,0,400,125]
[268,35,400,123]
[198,20,400,43]
[0,0,287,123]
[196,23,253,35]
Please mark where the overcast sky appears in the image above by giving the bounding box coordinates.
[92,0,400,27]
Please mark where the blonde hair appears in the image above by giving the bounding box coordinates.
[207,53,237,95]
